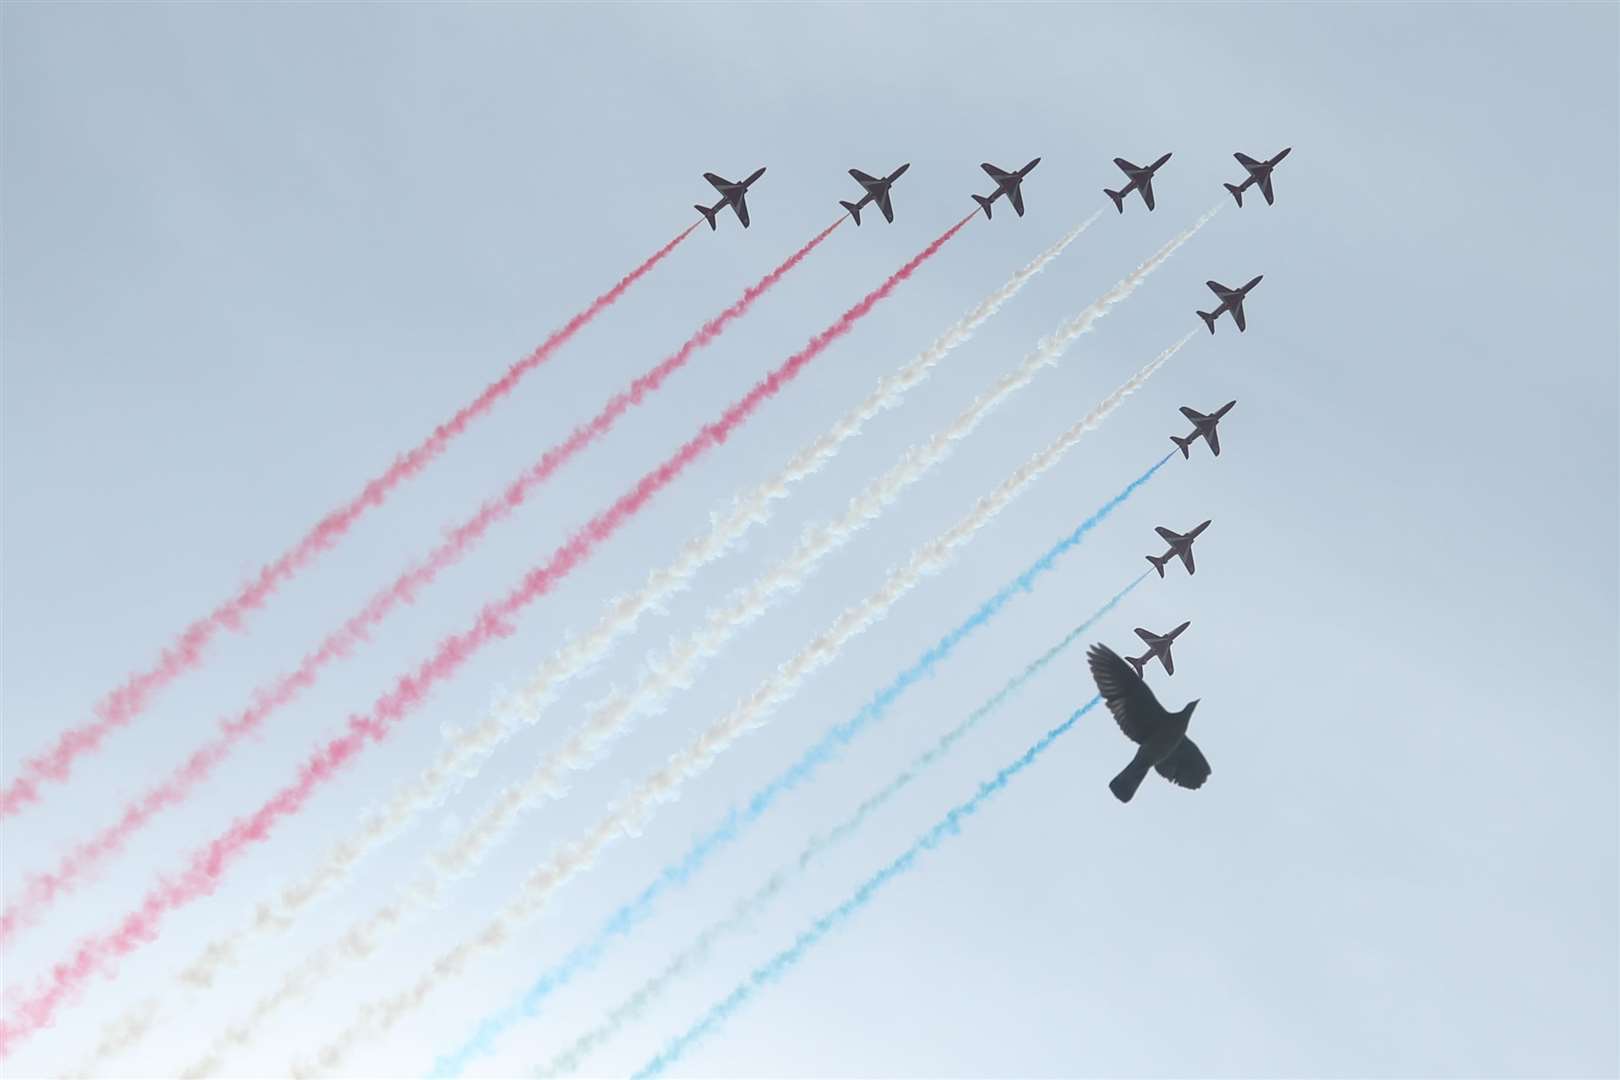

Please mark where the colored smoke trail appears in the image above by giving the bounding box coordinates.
[0,225,696,820]
[635,697,1104,1078]
[499,575,1146,1078]
[92,212,1082,1079]
[298,337,1179,1076]
[0,219,839,945]
[4,212,971,1058]
[156,209,1086,1021]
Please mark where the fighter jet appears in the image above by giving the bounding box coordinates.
[1172,400,1237,458]
[1196,276,1263,334]
[1128,621,1191,677]
[695,167,767,230]
[971,158,1041,219]
[1088,643,1210,803]
[1104,153,1172,212]
[1224,147,1292,207]
[840,163,910,225]
[1146,520,1211,577]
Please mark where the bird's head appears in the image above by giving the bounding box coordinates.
[1181,699,1201,718]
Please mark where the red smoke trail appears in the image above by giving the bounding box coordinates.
[0,222,839,946]
[0,213,972,1055]
[0,227,697,821]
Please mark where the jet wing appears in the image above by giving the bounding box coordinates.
[1178,547,1197,574]
[731,191,751,228]
[1139,176,1156,211]
[1258,173,1276,205]
[1207,280,1240,301]
[875,188,894,223]
[1229,297,1246,332]
[1206,427,1222,456]
[1161,648,1176,676]
[981,163,1014,183]
[1133,628,1158,645]
[1234,152,1263,174]
[1155,526,1182,544]
[1179,406,1207,423]
[704,172,737,195]
[850,168,882,192]
[1007,183,1025,216]
[1114,157,1142,176]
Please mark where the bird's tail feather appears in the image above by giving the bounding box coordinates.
[1109,748,1154,803]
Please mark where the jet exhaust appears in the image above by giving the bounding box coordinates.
[296,332,1191,1077]
[0,219,837,947]
[0,219,867,1059]
[0,224,696,822]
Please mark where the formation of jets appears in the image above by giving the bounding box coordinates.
[692,149,1286,334]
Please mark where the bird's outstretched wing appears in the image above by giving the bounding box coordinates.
[1086,644,1162,745]
[1155,736,1211,790]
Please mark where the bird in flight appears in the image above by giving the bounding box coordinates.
[1087,643,1211,803]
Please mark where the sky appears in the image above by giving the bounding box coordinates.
[2,3,1616,1078]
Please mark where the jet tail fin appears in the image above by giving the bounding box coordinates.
[972,193,994,219]
[1171,434,1194,459]
[1197,310,1218,334]
[840,200,863,226]
[1146,553,1169,578]
[1127,655,1148,678]
[1104,188,1126,213]
[694,204,719,231]
[1224,182,1244,207]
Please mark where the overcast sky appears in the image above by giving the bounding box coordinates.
[3,3,1616,1077]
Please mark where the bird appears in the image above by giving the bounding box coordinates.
[1086,643,1211,803]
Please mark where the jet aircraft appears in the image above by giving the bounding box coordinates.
[1128,621,1191,678]
[1088,643,1210,803]
[1172,400,1237,458]
[1104,153,1173,212]
[1147,520,1211,577]
[695,167,767,230]
[1224,147,1292,207]
[840,163,910,225]
[971,158,1041,219]
[1197,276,1263,333]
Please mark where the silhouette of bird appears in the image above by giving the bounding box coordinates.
[1086,643,1211,802]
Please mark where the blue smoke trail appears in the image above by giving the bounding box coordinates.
[431,455,1170,1077]
[635,696,1104,1078]
[536,576,1145,1076]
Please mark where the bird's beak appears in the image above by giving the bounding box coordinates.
[1187,699,1201,713]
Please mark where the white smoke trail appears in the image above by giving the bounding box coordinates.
[77,214,1097,1078]
[185,209,1139,1076]
[294,330,1197,1077]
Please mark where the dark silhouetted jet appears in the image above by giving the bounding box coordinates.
[1147,520,1211,577]
[1105,153,1172,212]
[1197,276,1263,334]
[840,163,910,225]
[972,159,1041,219]
[1128,621,1191,677]
[1224,148,1291,207]
[1087,643,1210,803]
[695,167,767,230]
[1172,400,1237,458]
